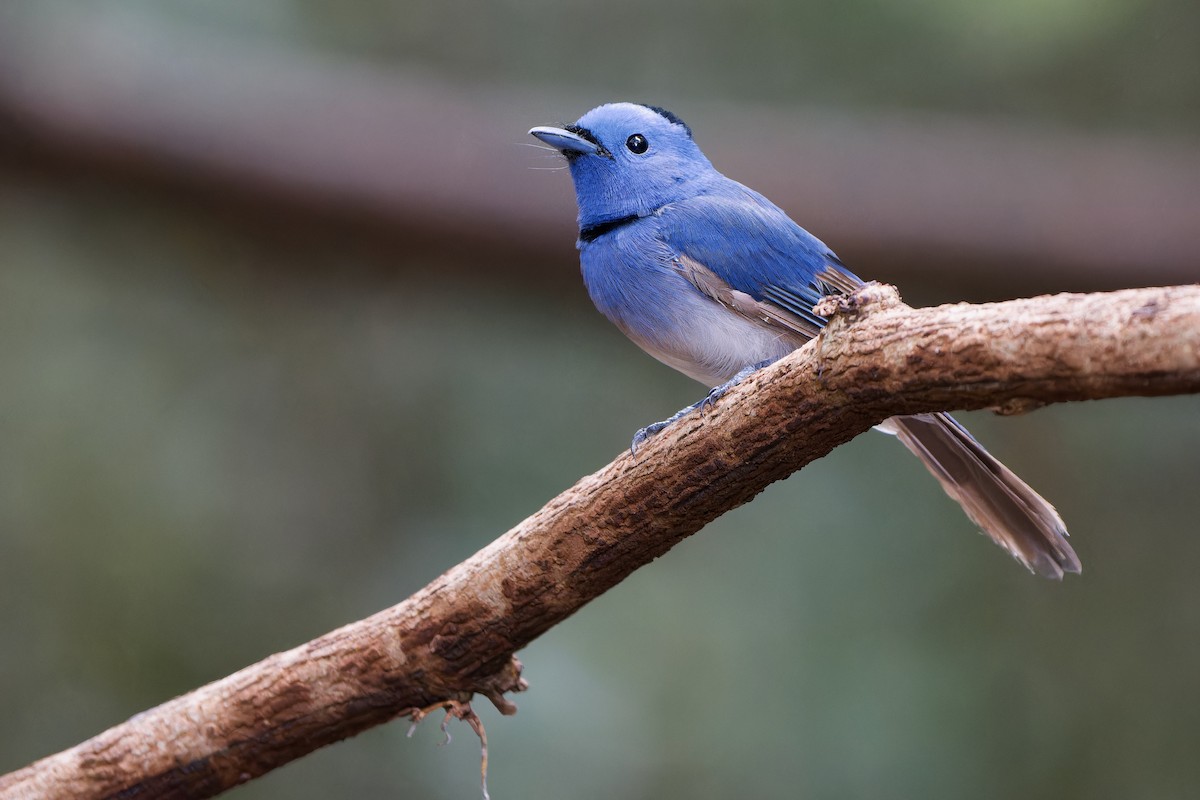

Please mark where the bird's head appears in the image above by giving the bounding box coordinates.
[530,103,715,230]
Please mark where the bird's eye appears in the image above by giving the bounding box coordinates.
[625,134,649,154]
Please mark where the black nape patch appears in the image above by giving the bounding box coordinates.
[640,105,692,138]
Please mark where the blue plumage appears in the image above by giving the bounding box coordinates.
[655,189,858,326]
[531,102,1081,578]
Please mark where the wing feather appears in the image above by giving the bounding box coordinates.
[657,186,862,334]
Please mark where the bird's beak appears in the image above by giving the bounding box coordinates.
[529,125,604,157]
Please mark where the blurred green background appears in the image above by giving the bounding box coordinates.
[1,2,1198,799]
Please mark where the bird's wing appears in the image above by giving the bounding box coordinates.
[656,185,1081,578]
[658,187,862,338]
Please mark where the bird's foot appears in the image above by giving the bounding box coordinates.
[629,358,778,456]
[631,409,693,456]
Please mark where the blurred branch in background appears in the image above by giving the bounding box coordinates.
[0,9,1197,292]
[2,283,1198,800]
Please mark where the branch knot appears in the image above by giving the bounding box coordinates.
[813,281,903,320]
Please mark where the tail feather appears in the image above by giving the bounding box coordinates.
[879,413,1081,579]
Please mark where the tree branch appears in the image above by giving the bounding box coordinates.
[3,284,1198,800]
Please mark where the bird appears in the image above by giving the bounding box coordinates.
[530,102,1080,579]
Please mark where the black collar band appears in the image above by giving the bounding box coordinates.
[579,214,640,243]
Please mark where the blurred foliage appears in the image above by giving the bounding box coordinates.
[2,2,1200,799]
[2,167,1198,800]
[11,0,1200,135]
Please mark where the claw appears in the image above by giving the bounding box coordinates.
[699,385,725,412]
[630,421,669,455]
[627,358,778,457]
[630,413,688,456]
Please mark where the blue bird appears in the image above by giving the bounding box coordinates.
[530,102,1080,579]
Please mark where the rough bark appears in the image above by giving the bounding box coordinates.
[2,284,1198,800]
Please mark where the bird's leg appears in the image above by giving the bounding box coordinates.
[630,358,777,455]
[629,405,699,455]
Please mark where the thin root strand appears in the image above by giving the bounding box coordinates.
[404,699,491,800]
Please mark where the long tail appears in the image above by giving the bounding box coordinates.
[878,413,1081,579]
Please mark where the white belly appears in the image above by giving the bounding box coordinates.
[622,288,807,387]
